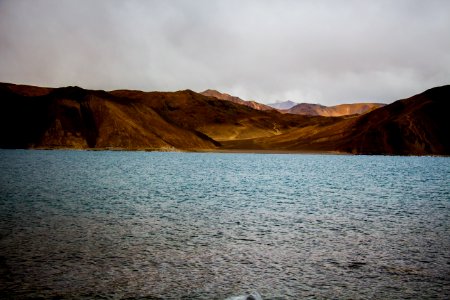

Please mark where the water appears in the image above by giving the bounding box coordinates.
[0,150,449,299]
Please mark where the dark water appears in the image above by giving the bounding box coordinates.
[0,150,449,299]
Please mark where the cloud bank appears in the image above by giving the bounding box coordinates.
[1,0,449,105]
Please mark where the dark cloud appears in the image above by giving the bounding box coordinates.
[1,0,449,105]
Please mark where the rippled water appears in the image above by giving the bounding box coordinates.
[0,150,449,299]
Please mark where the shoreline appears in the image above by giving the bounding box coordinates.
[1,147,448,157]
[2,146,346,155]
[195,148,346,155]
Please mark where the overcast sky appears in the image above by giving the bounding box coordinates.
[1,0,449,105]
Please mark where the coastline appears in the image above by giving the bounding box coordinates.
[1,146,345,155]
[3,147,448,156]
[195,148,347,155]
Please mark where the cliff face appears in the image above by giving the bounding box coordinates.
[1,82,449,155]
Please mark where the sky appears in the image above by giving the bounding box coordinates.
[1,0,449,105]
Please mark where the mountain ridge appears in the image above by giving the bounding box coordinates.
[203,90,385,116]
[200,89,274,111]
[1,82,448,155]
[285,102,386,116]
[222,85,449,155]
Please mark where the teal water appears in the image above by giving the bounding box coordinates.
[0,150,449,299]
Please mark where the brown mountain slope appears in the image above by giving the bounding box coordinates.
[0,83,335,150]
[286,102,385,116]
[200,89,274,111]
[1,83,448,155]
[223,85,450,155]
[0,84,218,150]
[108,89,335,142]
[337,85,450,155]
[220,116,353,152]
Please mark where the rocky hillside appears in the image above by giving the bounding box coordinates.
[338,85,450,155]
[222,85,450,155]
[0,83,328,150]
[1,82,448,155]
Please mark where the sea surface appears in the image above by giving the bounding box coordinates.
[0,150,449,299]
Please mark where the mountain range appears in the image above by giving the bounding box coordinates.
[283,102,385,116]
[203,91,385,117]
[0,82,449,155]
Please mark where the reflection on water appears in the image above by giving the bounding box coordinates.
[0,150,449,299]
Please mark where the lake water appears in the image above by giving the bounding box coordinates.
[0,150,449,299]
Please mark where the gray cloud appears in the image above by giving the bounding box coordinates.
[1,0,449,105]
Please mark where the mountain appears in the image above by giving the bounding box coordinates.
[267,100,298,110]
[1,82,448,155]
[204,91,384,116]
[0,84,214,150]
[286,102,385,116]
[200,89,274,111]
[0,83,324,150]
[222,85,450,155]
[338,85,450,155]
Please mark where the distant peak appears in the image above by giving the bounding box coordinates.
[202,89,219,93]
[267,100,299,110]
[201,89,233,98]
